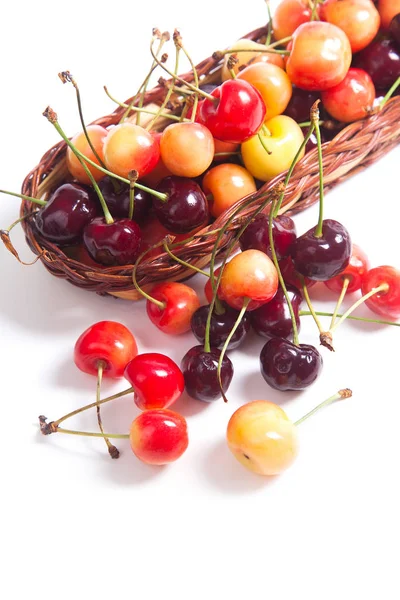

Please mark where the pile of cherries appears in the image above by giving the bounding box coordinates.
[5,0,400,477]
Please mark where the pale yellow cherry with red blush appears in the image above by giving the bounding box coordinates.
[202,163,256,218]
[66,124,108,185]
[160,122,214,178]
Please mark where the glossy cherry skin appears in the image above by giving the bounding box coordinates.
[98,177,151,223]
[34,183,97,245]
[354,39,400,89]
[279,256,317,290]
[260,338,323,391]
[286,21,352,91]
[83,217,142,266]
[66,125,108,185]
[124,353,185,410]
[146,282,201,335]
[103,123,160,179]
[272,0,315,41]
[285,87,321,123]
[324,243,369,294]
[129,409,188,465]
[190,304,251,350]
[199,79,266,144]
[321,68,376,123]
[74,321,138,378]
[181,345,234,402]
[361,266,400,319]
[204,267,226,304]
[378,0,400,30]
[251,285,303,340]
[237,62,293,121]
[202,163,256,218]
[390,14,400,47]
[160,122,214,178]
[153,176,209,234]
[239,213,297,261]
[320,0,380,53]
[291,219,352,281]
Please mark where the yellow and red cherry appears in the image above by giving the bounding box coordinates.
[320,0,380,53]
[220,249,279,311]
[160,122,214,178]
[221,39,284,81]
[66,125,108,185]
[324,243,369,294]
[146,282,201,335]
[378,0,400,30]
[241,115,305,182]
[361,266,400,319]
[129,409,188,465]
[153,176,209,234]
[237,62,293,120]
[321,68,376,123]
[74,321,138,378]
[103,122,160,179]
[239,213,297,261]
[83,217,142,266]
[227,401,299,476]
[199,79,266,144]
[286,21,352,91]
[181,345,234,402]
[202,163,256,218]
[273,0,320,41]
[250,52,286,70]
[140,131,174,187]
[124,353,184,410]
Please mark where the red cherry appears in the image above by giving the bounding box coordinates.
[361,266,400,319]
[129,409,188,465]
[321,69,376,123]
[199,80,266,143]
[146,282,201,335]
[204,267,226,304]
[74,321,138,378]
[324,244,370,294]
[124,353,185,410]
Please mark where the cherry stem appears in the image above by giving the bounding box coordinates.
[300,310,399,327]
[380,76,400,108]
[329,283,389,332]
[216,37,292,57]
[162,240,209,277]
[218,297,250,403]
[330,277,350,329]
[150,38,217,103]
[55,428,129,439]
[272,120,316,217]
[258,131,272,155]
[44,109,168,202]
[308,0,321,21]
[147,39,180,130]
[269,198,300,346]
[214,151,240,158]
[5,213,32,233]
[105,86,186,122]
[0,189,46,206]
[312,100,325,238]
[176,32,200,122]
[294,388,352,426]
[59,71,107,170]
[264,1,273,47]
[95,361,120,459]
[132,238,172,309]
[128,170,138,220]
[302,280,324,335]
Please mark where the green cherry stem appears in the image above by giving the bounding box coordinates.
[329,284,389,332]
[300,310,400,327]
[311,100,325,238]
[96,361,120,459]
[214,37,292,58]
[264,1,273,47]
[329,277,350,329]
[162,240,209,277]
[132,238,174,309]
[0,189,46,206]
[147,34,181,130]
[294,388,352,426]
[380,76,400,108]
[176,31,200,122]
[301,280,325,336]
[128,170,138,221]
[104,86,186,122]
[53,428,129,439]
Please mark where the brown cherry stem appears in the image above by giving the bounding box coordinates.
[96,361,120,459]
[329,277,350,329]
[300,310,400,327]
[294,388,352,426]
[128,170,138,220]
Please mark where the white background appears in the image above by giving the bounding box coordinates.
[1,1,399,598]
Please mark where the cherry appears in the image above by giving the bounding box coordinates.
[190,304,251,350]
[66,125,108,185]
[74,321,138,378]
[103,122,160,179]
[354,39,400,89]
[272,0,316,42]
[181,345,234,402]
[284,87,321,124]
[202,163,256,218]
[390,14,400,47]
[83,217,142,266]
[237,62,293,121]
[321,68,376,123]
[286,21,352,91]
[221,39,285,82]
[159,122,214,178]
[153,176,209,234]
[320,0,380,53]
[199,79,266,144]
[378,0,400,30]
[34,183,98,245]
[361,266,400,319]
[124,353,184,410]
[251,285,303,340]
[146,282,201,335]
[291,219,352,281]
[279,256,317,290]
[239,213,297,260]
[129,409,188,465]
[204,266,225,304]
[98,177,151,223]
[260,338,323,391]
[324,243,370,294]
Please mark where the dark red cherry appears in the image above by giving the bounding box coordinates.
[291,219,352,281]
[239,214,297,260]
[390,14,400,48]
[279,256,317,290]
[83,217,142,266]
[34,183,97,245]
[199,79,266,143]
[260,338,323,391]
[190,304,251,350]
[353,38,400,89]
[153,176,209,234]
[98,177,151,223]
[251,285,303,340]
[181,345,234,402]
[284,87,321,124]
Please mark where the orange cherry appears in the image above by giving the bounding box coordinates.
[213,138,239,162]
[103,122,160,179]
[160,122,214,178]
[220,39,282,81]
[66,125,108,184]
[202,163,256,218]
[321,0,380,53]
[378,0,400,30]
[237,62,293,120]
[272,0,316,41]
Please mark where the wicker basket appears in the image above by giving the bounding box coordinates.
[16,24,400,300]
